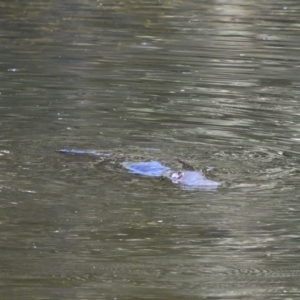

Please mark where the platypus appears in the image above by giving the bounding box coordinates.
[59,149,219,190]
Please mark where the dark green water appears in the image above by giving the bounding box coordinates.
[1,0,300,299]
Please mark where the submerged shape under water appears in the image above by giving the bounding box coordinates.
[122,161,170,177]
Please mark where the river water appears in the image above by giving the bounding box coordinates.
[1,0,300,299]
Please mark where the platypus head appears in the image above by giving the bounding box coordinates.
[171,171,184,183]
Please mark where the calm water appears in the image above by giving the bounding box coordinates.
[1,0,300,299]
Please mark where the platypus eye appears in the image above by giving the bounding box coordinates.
[177,171,184,179]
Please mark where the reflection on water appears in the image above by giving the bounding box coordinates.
[1,0,300,299]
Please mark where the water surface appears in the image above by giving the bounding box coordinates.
[1,0,300,299]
